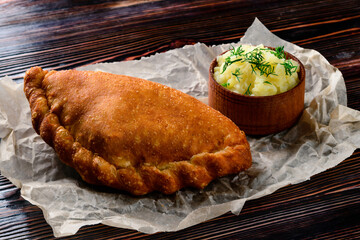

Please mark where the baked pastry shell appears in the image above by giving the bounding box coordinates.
[23,67,252,195]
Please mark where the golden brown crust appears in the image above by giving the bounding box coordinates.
[24,66,252,195]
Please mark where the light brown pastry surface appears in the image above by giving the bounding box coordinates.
[24,66,252,195]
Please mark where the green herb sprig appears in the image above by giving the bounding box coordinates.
[271,46,286,59]
[221,56,243,73]
[244,83,252,96]
[230,45,245,57]
[220,45,295,80]
[245,48,276,77]
[281,60,298,76]
[231,68,242,82]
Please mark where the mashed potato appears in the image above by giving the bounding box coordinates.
[213,44,300,96]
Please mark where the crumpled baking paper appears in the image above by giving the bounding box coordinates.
[0,18,359,237]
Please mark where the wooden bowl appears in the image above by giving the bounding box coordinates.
[208,48,306,136]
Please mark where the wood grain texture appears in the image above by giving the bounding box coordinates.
[0,0,359,239]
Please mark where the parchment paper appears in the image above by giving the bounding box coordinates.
[1,18,359,237]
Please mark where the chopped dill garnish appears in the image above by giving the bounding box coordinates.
[244,47,264,63]
[231,68,242,82]
[221,45,245,73]
[251,65,256,74]
[215,45,299,96]
[244,83,252,95]
[220,45,293,78]
[271,46,286,59]
[230,45,245,57]
[281,60,298,76]
[257,62,275,77]
[245,48,276,77]
[221,56,243,73]
[221,56,231,73]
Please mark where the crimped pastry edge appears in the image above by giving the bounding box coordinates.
[24,66,252,195]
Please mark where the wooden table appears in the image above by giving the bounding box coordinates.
[1,0,359,239]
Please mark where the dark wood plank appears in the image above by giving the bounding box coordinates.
[0,0,359,79]
[0,0,359,239]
